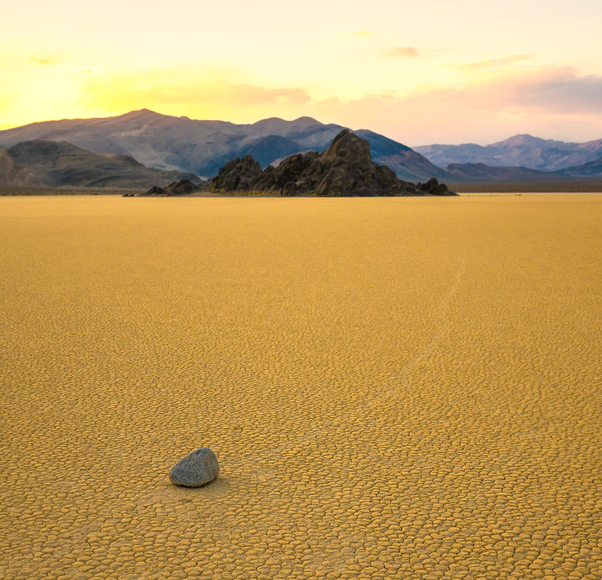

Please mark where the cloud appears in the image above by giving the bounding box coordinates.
[83,71,311,117]
[227,84,311,106]
[413,65,602,115]
[310,66,602,144]
[77,63,602,144]
[73,67,100,75]
[29,55,57,65]
[58,67,100,75]
[448,54,534,71]
[149,83,310,107]
[348,30,373,37]
[511,67,602,114]
[358,65,602,117]
[383,46,421,58]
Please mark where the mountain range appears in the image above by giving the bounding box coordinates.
[0,110,601,187]
[415,134,602,172]
[0,109,445,182]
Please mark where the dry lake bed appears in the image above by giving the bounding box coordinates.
[1,195,601,579]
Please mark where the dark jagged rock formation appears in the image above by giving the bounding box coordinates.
[211,130,456,197]
[213,156,263,192]
[145,185,166,195]
[167,179,200,195]
[143,179,201,196]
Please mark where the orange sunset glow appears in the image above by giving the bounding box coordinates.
[2,0,602,144]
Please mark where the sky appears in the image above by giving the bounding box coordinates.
[1,0,602,145]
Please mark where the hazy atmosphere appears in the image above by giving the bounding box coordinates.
[2,0,602,144]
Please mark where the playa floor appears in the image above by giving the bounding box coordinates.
[1,195,601,579]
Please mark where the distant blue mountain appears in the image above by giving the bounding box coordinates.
[415,134,602,172]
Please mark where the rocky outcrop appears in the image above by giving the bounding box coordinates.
[169,448,220,487]
[211,130,453,197]
[212,155,263,192]
[168,179,199,195]
[145,185,166,195]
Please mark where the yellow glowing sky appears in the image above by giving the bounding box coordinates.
[2,0,602,144]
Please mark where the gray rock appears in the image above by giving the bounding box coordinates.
[169,448,219,487]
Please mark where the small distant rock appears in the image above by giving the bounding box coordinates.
[417,177,457,196]
[144,185,165,196]
[144,179,201,197]
[169,448,219,487]
[167,179,199,195]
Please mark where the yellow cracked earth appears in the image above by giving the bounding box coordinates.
[1,194,601,580]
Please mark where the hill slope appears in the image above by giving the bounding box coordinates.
[444,162,575,183]
[355,130,448,181]
[555,157,602,178]
[0,110,446,181]
[0,140,200,189]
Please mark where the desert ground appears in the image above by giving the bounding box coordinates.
[449,182,602,193]
[1,195,601,580]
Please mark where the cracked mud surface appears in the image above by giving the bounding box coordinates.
[1,195,601,579]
